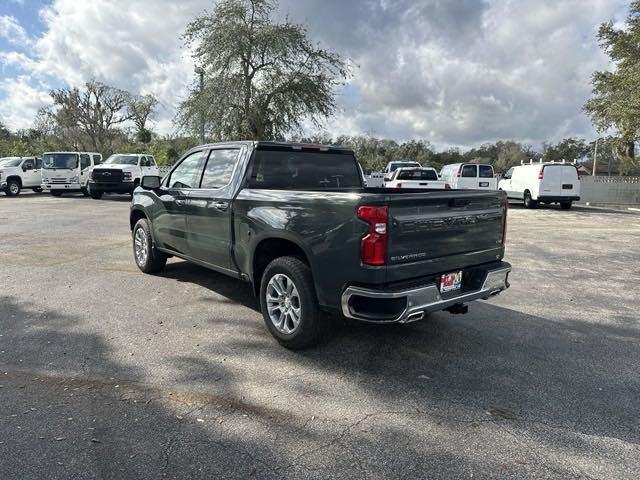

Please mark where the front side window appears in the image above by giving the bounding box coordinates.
[22,159,35,170]
[36,158,42,169]
[479,165,494,178]
[247,148,362,189]
[43,153,78,169]
[80,154,91,170]
[200,149,239,189]
[167,151,207,189]
[461,164,477,178]
[93,154,102,165]
[503,168,514,179]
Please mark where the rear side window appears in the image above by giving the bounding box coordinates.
[93,154,102,165]
[80,154,91,170]
[479,165,494,178]
[147,156,156,166]
[200,149,239,188]
[461,164,477,178]
[247,148,362,189]
[397,169,438,181]
[36,158,42,169]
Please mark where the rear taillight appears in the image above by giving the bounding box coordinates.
[395,183,402,188]
[357,205,388,266]
[502,193,508,245]
[538,168,544,180]
[444,183,451,190]
[456,167,462,177]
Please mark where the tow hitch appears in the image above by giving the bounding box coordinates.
[446,303,468,315]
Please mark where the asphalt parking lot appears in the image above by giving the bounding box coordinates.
[1,192,639,479]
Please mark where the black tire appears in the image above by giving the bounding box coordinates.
[259,256,325,349]
[524,191,537,209]
[132,218,167,274]
[51,191,63,197]
[81,186,89,197]
[90,190,103,199]
[32,187,43,193]
[560,201,572,210]
[5,179,21,196]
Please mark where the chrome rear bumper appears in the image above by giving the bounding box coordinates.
[341,265,511,323]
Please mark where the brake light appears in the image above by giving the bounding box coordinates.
[395,183,402,188]
[502,193,508,245]
[444,183,451,190]
[538,168,544,180]
[357,206,388,266]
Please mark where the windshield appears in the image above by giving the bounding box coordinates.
[0,158,22,167]
[397,169,438,181]
[390,162,420,172]
[43,153,78,170]
[104,154,139,165]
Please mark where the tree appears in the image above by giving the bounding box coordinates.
[50,80,133,152]
[543,138,590,163]
[128,94,158,144]
[584,1,640,174]
[178,0,350,140]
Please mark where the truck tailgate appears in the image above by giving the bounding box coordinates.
[385,190,506,281]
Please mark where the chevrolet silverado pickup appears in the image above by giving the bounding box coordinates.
[130,141,511,349]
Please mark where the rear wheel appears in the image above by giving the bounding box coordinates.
[260,256,325,349]
[560,201,572,210]
[5,180,21,196]
[524,191,537,209]
[133,218,167,274]
[89,185,103,200]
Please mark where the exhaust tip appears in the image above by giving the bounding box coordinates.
[406,311,425,322]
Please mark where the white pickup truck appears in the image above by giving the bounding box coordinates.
[384,167,451,189]
[0,157,43,196]
[88,153,158,199]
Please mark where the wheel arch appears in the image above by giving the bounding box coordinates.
[6,175,22,187]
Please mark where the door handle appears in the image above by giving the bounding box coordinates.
[175,199,186,206]
[213,201,229,211]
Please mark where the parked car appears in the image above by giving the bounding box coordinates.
[89,154,159,199]
[41,152,102,196]
[0,156,43,196]
[383,160,422,174]
[440,163,497,190]
[498,161,580,209]
[384,167,451,189]
[130,141,510,349]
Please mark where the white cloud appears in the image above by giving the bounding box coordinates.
[0,76,51,130]
[0,15,32,46]
[0,0,633,146]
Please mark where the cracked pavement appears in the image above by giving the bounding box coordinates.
[1,192,639,479]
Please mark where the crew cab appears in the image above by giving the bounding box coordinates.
[130,142,511,349]
[499,161,580,209]
[89,153,158,199]
[384,167,450,189]
[0,157,43,196]
[42,152,102,196]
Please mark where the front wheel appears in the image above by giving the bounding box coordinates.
[5,180,21,196]
[133,218,167,274]
[260,256,325,349]
[524,191,537,209]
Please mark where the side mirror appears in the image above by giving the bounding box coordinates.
[141,175,161,190]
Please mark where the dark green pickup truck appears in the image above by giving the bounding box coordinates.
[130,141,511,348]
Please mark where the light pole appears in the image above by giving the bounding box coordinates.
[194,67,205,144]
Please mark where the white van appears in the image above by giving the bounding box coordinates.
[498,161,580,209]
[41,152,102,196]
[440,163,497,190]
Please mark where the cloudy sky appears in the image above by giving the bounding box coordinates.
[0,0,631,149]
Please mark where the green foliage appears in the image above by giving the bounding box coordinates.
[584,1,639,173]
[178,0,350,140]
[543,138,590,162]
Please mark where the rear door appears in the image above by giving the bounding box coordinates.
[386,190,506,281]
[154,150,208,254]
[560,166,579,198]
[186,148,241,271]
[539,165,562,198]
[477,165,497,190]
[458,164,477,189]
